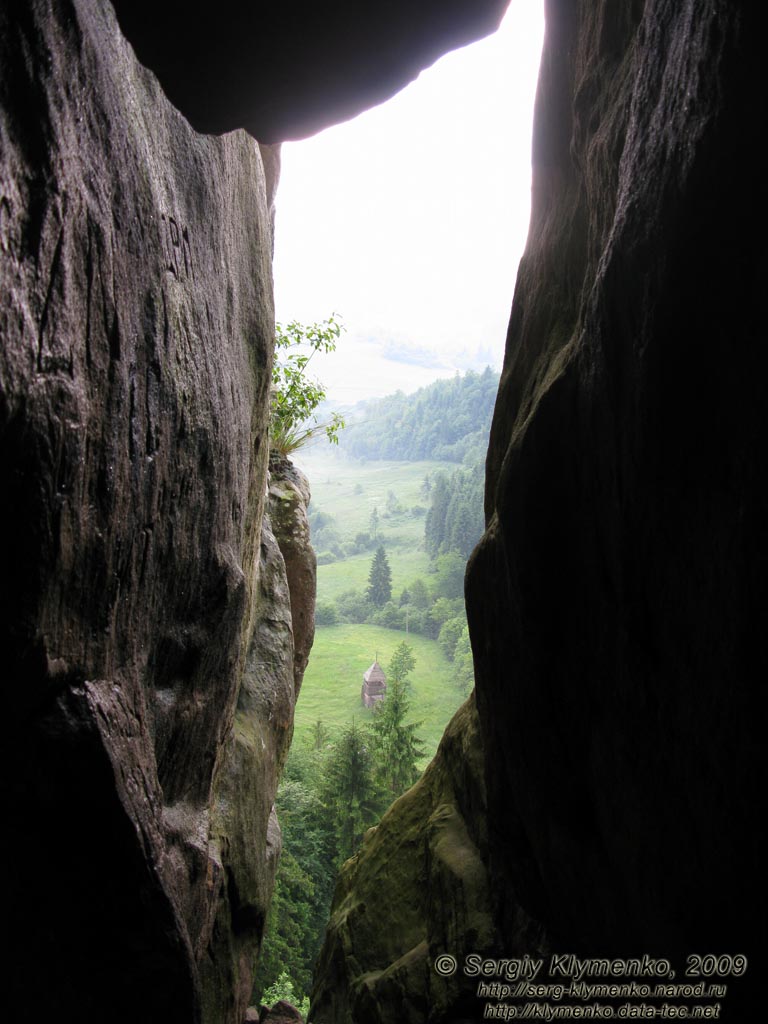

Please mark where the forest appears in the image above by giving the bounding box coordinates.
[339,365,499,464]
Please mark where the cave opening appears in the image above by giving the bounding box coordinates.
[3,0,763,1019]
[258,1,545,1011]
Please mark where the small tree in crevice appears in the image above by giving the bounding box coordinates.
[270,314,345,457]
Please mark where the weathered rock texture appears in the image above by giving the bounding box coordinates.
[471,0,765,1017]
[311,1,764,1020]
[0,0,517,1020]
[3,0,766,1021]
[261,1000,305,1024]
[268,455,317,698]
[110,0,510,141]
[0,2,310,1021]
[204,457,317,1024]
[311,697,547,1024]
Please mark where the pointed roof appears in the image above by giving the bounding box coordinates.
[363,660,386,684]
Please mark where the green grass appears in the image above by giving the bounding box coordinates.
[315,548,433,602]
[293,448,453,539]
[294,623,465,768]
[292,448,454,603]
[286,449,467,769]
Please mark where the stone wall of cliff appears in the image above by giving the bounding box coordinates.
[2,0,764,1021]
[0,1,516,1018]
[109,0,509,141]
[471,7,764,1015]
[0,3,310,1021]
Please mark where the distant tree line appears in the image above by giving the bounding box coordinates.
[424,462,484,560]
[339,367,499,463]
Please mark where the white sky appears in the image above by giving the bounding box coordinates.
[272,0,545,405]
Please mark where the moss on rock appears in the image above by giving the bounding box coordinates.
[310,697,545,1024]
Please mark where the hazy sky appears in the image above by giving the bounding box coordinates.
[272,0,545,405]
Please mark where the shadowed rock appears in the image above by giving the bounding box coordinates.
[261,1000,304,1024]
[310,698,546,1024]
[0,1,292,1021]
[2,0,765,1021]
[268,456,317,699]
[310,2,765,1020]
[110,0,509,141]
[470,1,765,1017]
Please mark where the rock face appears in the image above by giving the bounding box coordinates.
[311,698,533,1024]
[261,1000,305,1024]
[267,456,317,699]
[311,1,764,1020]
[110,0,509,141]
[1,1,506,1020]
[3,0,765,1021]
[0,2,308,1021]
[471,0,765,1017]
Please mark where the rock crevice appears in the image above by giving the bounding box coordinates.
[2,0,764,1021]
[310,2,764,1020]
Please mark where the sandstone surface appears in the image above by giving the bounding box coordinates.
[0,2,297,1021]
[310,2,765,1020]
[268,456,316,699]
[2,1,765,1021]
[470,1,765,1017]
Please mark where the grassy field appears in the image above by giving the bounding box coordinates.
[293,448,454,602]
[294,448,453,537]
[313,548,434,602]
[294,623,465,768]
[286,449,467,769]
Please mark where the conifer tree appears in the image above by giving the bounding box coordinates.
[388,640,416,686]
[370,647,425,798]
[366,545,392,606]
[321,721,385,864]
[451,625,475,696]
[424,472,450,557]
[369,506,380,539]
[310,720,330,750]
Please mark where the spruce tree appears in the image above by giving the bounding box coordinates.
[424,472,450,556]
[310,720,330,750]
[388,640,416,686]
[366,545,392,606]
[370,648,425,798]
[452,625,475,696]
[322,721,385,863]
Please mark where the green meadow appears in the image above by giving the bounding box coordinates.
[293,623,465,769]
[294,448,454,602]
[288,447,468,768]
[314,548,433,602]
[294,447,451,522]
[295,448,452,535]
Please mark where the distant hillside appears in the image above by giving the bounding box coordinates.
[339,367,499,463]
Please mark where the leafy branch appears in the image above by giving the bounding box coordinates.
[270,314,346,456]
